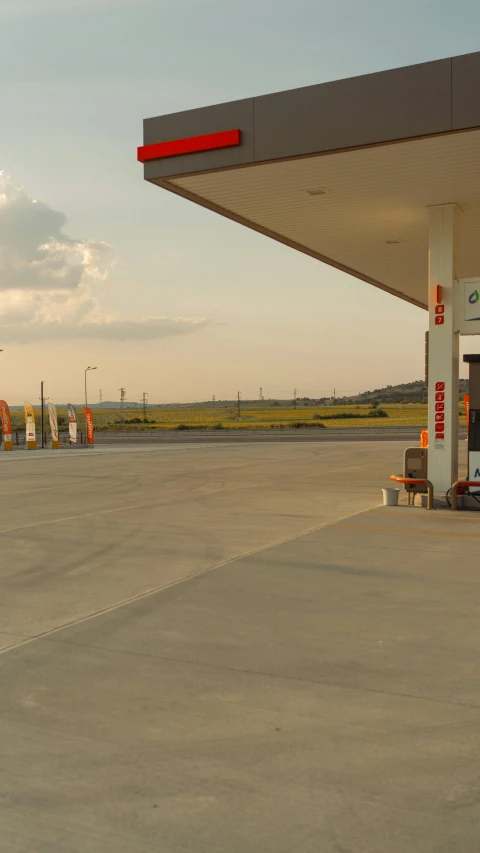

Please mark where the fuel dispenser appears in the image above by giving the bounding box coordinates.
[464,354,480,484]
[403,446,428,504]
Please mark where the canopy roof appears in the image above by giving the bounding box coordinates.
[140,52,480,309]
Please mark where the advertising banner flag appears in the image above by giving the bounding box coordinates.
[48,402,60,448]
[0,400,13,450]
[464,394,470,433]
[67,403,77,443]
[84,407,94,445]
[24,401,36,449]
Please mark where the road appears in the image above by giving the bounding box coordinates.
[92,426,431,444]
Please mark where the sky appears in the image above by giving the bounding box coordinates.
[1,0,480,405]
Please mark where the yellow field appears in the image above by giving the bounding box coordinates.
[10,403,468,433]
[8,403,465,432]
[42,403,467,431]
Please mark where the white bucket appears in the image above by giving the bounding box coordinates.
[382,488,400,507]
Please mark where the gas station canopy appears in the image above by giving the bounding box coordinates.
[139,51,480,310]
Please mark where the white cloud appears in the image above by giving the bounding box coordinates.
[0,316,207,344]
[0,173,207,343]
[0,172,111,291]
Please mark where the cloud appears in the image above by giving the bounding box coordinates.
[0,172,111,291]
[0,316,207,344]
[0,281,208,342]
[0,173,208,343]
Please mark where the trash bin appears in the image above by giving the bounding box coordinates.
[382,488,400,506]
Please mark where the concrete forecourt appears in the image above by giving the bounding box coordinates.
[1,440,479,852]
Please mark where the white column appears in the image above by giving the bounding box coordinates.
[427,204,459,494]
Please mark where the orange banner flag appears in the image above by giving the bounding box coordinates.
[84,407,94,445]
[0,400,13,450]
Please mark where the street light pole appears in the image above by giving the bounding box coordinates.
[41,380,45,448]
[84,366,97,412]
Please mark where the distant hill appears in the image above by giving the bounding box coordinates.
[99,379,468,408]
[316,379,468,405]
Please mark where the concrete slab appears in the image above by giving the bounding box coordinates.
[0,441,395,642]
[0,442,479,852]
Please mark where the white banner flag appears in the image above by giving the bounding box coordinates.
[48,402,59,443]
[67,403,77,443]
[24,401,36,444]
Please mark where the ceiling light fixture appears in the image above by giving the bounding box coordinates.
[385,239,401,245]
[305,187,329,196]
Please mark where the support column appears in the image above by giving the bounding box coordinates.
[427,204,459,494]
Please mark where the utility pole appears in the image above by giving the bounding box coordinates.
[237,391,241,419]
[212,395,215,405]
[333,388,336,406]
[142,391,148,422]
[119,387,126,423]
[99,388,103,407]
[40,380,45,449]
[293,388,297,409]
[259,387,263,402]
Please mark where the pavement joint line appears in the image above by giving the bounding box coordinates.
[338,524,480,539]
[0,501,161,536]
[0,502,381,658]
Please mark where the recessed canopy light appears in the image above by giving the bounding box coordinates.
[305,188,329,196]
[385,239,401,245]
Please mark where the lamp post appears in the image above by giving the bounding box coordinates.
[41,381,45,448]
[84,366,97,414]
